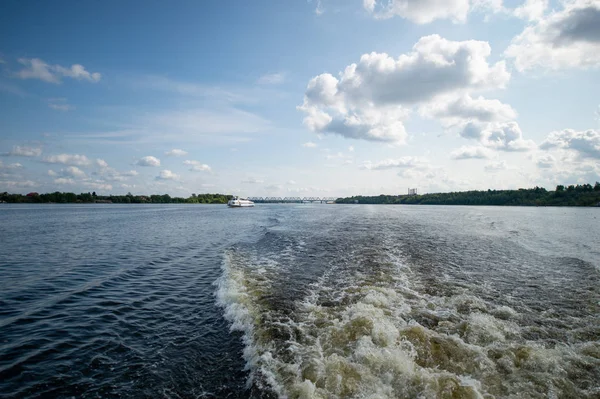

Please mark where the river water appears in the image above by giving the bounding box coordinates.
[0,204,598,398]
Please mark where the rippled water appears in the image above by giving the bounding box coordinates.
[1,204,599,398]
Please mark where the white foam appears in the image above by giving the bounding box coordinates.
[216,246,596,398]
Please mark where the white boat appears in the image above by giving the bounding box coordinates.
[227,196,255,207]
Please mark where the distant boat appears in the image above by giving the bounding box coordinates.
[227,196,255,208]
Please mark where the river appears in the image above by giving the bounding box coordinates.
[0,204,598,398]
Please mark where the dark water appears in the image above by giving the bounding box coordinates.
[0,204,598,398]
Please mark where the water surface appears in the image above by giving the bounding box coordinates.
[0,204,598,398]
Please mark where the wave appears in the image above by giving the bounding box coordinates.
[216,236,600,399]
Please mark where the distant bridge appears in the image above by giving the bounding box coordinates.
[248,197,338,204]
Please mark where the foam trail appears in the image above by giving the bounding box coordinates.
[216,235,600,399]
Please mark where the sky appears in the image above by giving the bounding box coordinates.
[1,0,599,197]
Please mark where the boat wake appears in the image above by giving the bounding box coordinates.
[216,228,600,398]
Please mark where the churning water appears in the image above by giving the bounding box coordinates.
[1,204,599,398]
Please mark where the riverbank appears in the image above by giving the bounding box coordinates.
[336,184,600,207]
[0,192,233,204]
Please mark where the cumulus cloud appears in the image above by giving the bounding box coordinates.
[0,179,36,189]
[421,94,517,125]
[460,121,536,152]
[363,0,502,23]
[16,58,101,84]
[298,34,510,143]
[61,166,86,178]
[43,154,91,166]
[451,145,495,159]
[96,159,108,168]
[156,170,180,180]
[122,170,139,176]
[533,147,600,184]
[165,149,188,157]
[535,153,555,168]
[505,0,600,71]
[540,129,600,158]
[54,177,75,185]
[183,160,212,171]
[0,161,22,170]
[98,167,139,182]
[420,93,534,153]
[514,0,548,21]
[302,141,317,148]
[362,157,427,170]
[137,156,161,167]
[4,145,42,157]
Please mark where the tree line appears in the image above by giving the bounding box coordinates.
[335,183,600,207]
[0,191,233,204]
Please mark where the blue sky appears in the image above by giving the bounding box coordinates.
[1,0,599,196]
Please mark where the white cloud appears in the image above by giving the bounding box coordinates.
[183,160,212,171]
[61,166,86,178]
[533,147,600,184]
[514,0,548,21]
[485,160,507,170]
[421,94,517,125]
[505,0,600,71]
[54,177,75,185]
[460,121,536,152]
[156,170,180,181]
[93,166,139,182]
[257,72,285,85]
[96,159,108,168]
[16,58,101,84]
[0,161,23,170]
[298,35,510,144]
[165,149,188,157]
[421,94,534,153]
[0,180,36,189]
[363,0,502,24]
[535,153,555,168]
[43,154,91,166]
[302,141,317,148]
[4,145,42,157]
[287,180,297,185]
[540,129,600,158]
[137,156,161,167]
[348,145,355,152]
[48,170,57,177]
[451,145,495,159]
[362,157,427,170]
